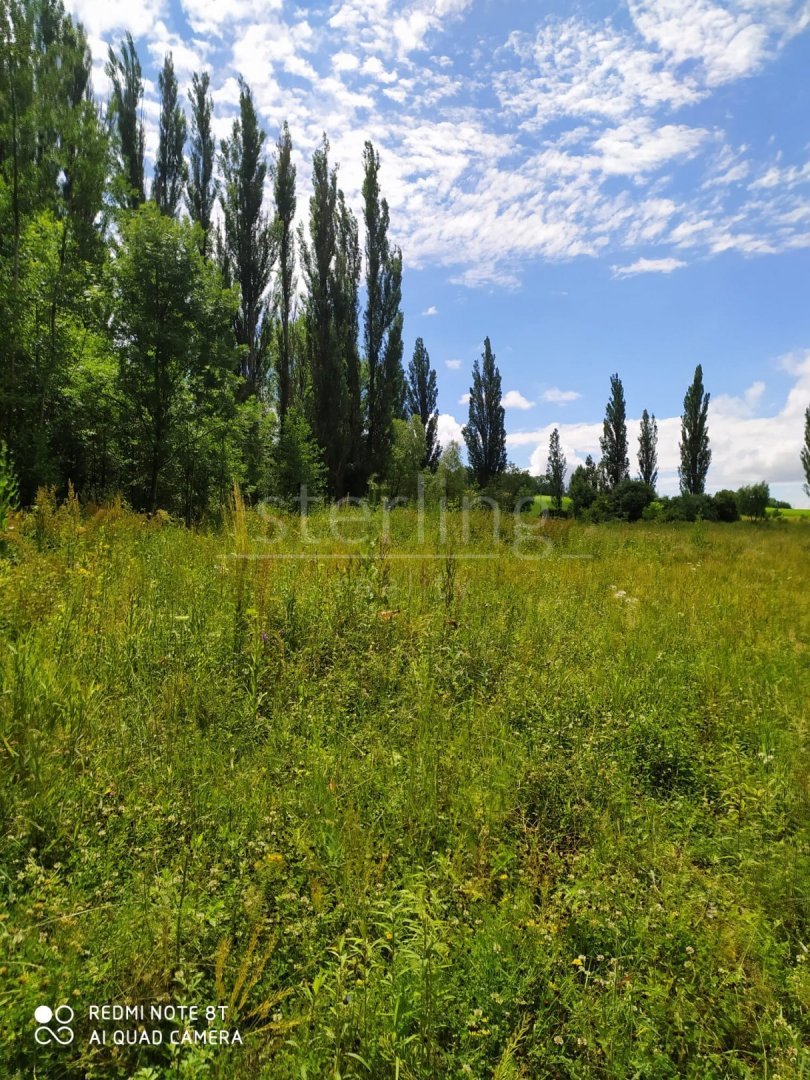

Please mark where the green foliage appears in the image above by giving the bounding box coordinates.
[737,482,770,520]
[272,121,296,424]
[153,52,187,218]
[405,337,441,471]
[801,404,810,497]
[637,407,658,490]
[599,372,629,489]
[568,454,599,517]
[463,336,507,488]
[544,427,567,510]
[186,71,216,257]
[219,78,275,397]
[386,415,427,499]
[712,488,740,522]
[0,440,19,533]
[271,406,326,506]
[105,31,145,209]
[679,364,711,495]
[362,140,405,483]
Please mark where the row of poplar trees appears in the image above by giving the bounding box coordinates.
[0,0,444,517]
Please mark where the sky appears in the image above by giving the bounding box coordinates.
[66,0,810,504]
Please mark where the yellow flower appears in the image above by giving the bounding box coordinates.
[572,956,584,966]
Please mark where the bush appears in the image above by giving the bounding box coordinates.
[712,489,740,522]
[609,479,656,522]
[737,483,769,520]
[657,494,717,522]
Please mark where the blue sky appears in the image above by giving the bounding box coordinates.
[68,0,810,503]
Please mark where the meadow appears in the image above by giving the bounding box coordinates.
[1,495,808,1079]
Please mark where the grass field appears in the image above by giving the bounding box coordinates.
[1,500,808,1078]
[767,507,810,520]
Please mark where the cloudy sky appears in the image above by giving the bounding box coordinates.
[68,0,810,503]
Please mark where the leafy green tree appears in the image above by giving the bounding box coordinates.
[271,407,325,506]
[110,203,238,512]
[737,483,769,520]
[462,337,507,488]
[0,441,19,533]
[186,71,216,258]
[425,440,467,506]
[386,416,427,499]
[105,31,145,209]
[272,121,296,425]
[153,52,187,218]
[599,373,629,490]
[802,405,810,497]
[637,408,658,490]
[405,337,440,470]
[545,427,567,510]
[608,478,655,521]
[333,189,362,493]
[219,78,275,397]
[568,455,599,516]
[362,141,404,482]
[712,489,739,522]
[679,364,711,495]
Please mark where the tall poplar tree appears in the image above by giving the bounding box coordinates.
[219,78,274,397]
[637,408,658,490]
[272,121,296,424]
[152,52,186,217]
[333,189,362,492]
[362,141,404,481]
[599,373,629,490]
[545,427,567,510]
[186,71,216,257]
[679,364,711,495]
[105,32,145,209]
[463,336,507,488]
[802,405,810,497]
[405,337,440,470]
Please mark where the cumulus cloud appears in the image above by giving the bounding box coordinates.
[502,390,536,410]
[445,359,462,370]
[542,387,582,404]
[437,412,464,448]
[422,305,438,316]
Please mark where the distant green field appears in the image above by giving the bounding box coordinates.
[767,506,810,520]
[532,494,573,512]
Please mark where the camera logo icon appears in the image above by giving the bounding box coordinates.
[34,1005,75,1046]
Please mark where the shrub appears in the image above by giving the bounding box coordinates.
[0,442,19,534]
[737,483,770,520]
[712,489,740,522]
[609,478,656,522]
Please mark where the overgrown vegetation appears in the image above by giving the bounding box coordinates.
[1,500,808,1078]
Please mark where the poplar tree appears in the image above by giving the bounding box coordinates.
[599,373,629,490]
[679,364,711,495]
[105,32,145,208]
[545,427,567,510]
[802,405,810,497]
[219,78,274,397]
[463,336,507,488]
[186,71,216,257]
[405,337,440,470]
[637,408,658,490]
[153,52,187,217]
[362,141,404,481]
[272,121,296,424]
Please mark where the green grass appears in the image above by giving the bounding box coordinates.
[1,499,808,1078]
[766,506,810,520]
[532,495,573,512]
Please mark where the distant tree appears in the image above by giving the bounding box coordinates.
[387,416,427,499]
[599,373,629,490]
[186,71,216,256]
[271,406,325,505]
[737,483,769,520]
[679,364,711,495]
[405,338,440,470]
[545,427,567,510]
[219,78,275,397]
[105,32,145,208]
[363,141,404,482]
[426,440,467,505]
[609,478,655,522]
[272,122,296,425]
[153,53,187,217]
[802,404,810,497]
[110,203,238,513]
[568,454,599,517]
[463,337,507,488]
[637,408,658,490]
[712,489,739,522]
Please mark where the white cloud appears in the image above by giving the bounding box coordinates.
[445,358,462,370]
[542,387,582,404]
[422,305,438,316]
[458,392,471,405]
[502,390,536,410]
[612,256,687,277]
[437,412,464,448]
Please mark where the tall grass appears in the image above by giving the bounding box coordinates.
[0,502,808,1078]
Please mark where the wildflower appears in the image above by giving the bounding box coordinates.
[554,1035,564,1045]
[572,956,584,967]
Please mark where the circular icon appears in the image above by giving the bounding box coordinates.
[34,1006,53,1025]
[34,1004,74,1046]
